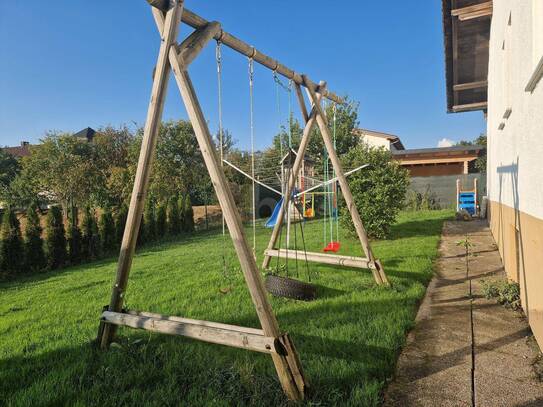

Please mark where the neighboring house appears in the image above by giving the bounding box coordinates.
[392,145,484,177]
[443,0,543,346]
[353,128,405,151]
[73,127,96,142]
[2,141,31,159]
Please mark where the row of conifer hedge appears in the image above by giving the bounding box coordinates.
[0,195,194,278]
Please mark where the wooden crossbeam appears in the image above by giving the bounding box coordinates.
[146,1,342,104]
[453,80,488,91]
[265,249,371,269]
[452,101,488,112]
[102,311,278,354]
[451,1,492,20]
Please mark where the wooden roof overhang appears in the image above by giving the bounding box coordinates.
[393,145,483,166]
[443,0,492,113]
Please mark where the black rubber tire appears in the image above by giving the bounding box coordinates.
[265,274,317,301]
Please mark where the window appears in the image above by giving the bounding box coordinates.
[526,0,543,91]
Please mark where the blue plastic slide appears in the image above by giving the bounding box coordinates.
[265,198,283,228]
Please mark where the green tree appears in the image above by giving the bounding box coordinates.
[99,208,116,253]
[168,196,181,235]
[24,202,46,272]
[183,194,195,233]
[66,206,82,265]
[81,207,100,260]
[156,203,167,238]
[45,206,67,269]
[0,207,24,275]
[177,195,185,233]
[0,150,21,203]
[340,144,410,239]
[456,133,487,173]
[115,204,128,245]
[144,199,157,242]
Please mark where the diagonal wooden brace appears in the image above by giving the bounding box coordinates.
[303,76,389,286]
[176,21,221,67]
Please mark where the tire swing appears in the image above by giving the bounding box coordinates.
[264,74,316,301]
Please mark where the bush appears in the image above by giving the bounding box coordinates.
[168,196,181,235]
[177,195,185,232]
[24,202,46,272]
[156,203,167,238]
[404,186,441,211]
[82,207,100,260]
[115,204,128,245]
[183,194,194,232]
[144,199,157,241]
[137,214,146,247]
[99,208,116,253]
[0,207,24,275]
[340,144,409,239]
[45,206,67,269]
[481,279,521,310]
[66,206,82,265]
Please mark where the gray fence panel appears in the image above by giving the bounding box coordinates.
[409,173,487,209]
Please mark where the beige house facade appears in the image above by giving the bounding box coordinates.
[444,0,543,346]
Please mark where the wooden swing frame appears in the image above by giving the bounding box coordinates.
[261,82,389,286]
[96,0,360,400]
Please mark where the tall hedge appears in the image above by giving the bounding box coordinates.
[168,196,180,235]
[115,204,128,245]
[340,144,409,239]
[45,206,67,269]
[144,199,157,242]
[99,208,116,253]
[82,207,100,260]
[24,203,46,272]
[156,203,167,238]
[67,206,82,265]
[177,195,185,232]
[183,194,194,232]
[0,208,24,275]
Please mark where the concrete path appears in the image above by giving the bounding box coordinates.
[384,220,543,406]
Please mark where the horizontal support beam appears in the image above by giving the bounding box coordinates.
[265,249,372,270]
[398,156,478,165]
[101,311,278,354]
[453,80,488,91]
[177,8,343,104]
[451,1,492,18]
[452,101,488,112]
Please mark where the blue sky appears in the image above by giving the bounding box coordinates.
[0,1,486,150]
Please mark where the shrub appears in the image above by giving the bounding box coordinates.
[66,206,82,265]
[144,199,157,241]
[24,202,46,272]
[177,195,185,232]
[404,186,440,211]
[156,203,167,238]
[168,196,181,235]
[137,213,146,247]
[340,144,409,239]
[481,279,521,310]
[99,208,116,253]
[82,207,100,260]
[183,194,194,232]
[0,207,24,275]
[115,204,128,244]
[45,206,66,269]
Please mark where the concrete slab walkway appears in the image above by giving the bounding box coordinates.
[384,220,543,406]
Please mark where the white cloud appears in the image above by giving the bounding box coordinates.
[437,138,454,148]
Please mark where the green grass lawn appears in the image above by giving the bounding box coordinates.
[0,210,451,406]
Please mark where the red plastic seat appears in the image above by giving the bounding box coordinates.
[323,241,340,253]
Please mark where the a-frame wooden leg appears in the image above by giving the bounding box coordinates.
[303,76,389,286]
[261,89,322,269]
[171,68,306,401]
[98,0,184,349]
